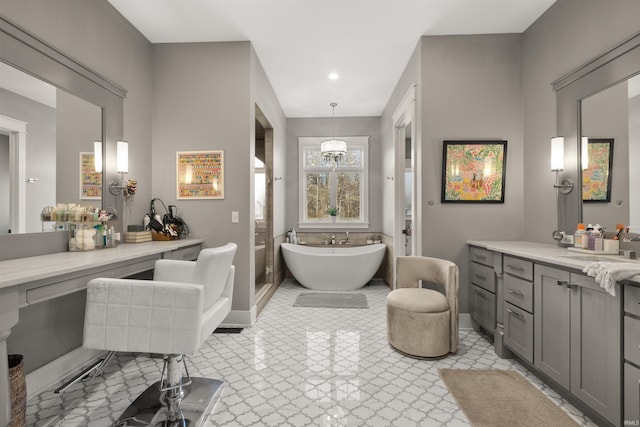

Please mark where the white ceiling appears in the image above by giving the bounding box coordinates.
[107,0,557,118]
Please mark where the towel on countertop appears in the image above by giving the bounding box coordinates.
[582,262,640,296]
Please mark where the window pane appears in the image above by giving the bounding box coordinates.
[306,172,330,219]
[343,149,362,167]
[336,172,360,219]
[305,149,323,167]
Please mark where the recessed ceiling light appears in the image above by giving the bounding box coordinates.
[328,73,339,80]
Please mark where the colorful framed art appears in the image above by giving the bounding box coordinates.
[176,150,224,200]
[582,138,613,203]
[79,152,102,200]
[441,140,507,203]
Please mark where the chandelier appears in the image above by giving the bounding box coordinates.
[320,102,347,164]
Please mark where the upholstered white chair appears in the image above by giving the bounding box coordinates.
[387,256,459,358]
[83,242,237,426]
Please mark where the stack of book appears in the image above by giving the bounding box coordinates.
[123,231,152,243]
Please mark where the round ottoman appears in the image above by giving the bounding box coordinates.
[386,287,451,358]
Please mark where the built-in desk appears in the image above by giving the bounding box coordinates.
[0,239,202,425]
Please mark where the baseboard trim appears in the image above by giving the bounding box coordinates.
[459,313,473,330]
[26,346,104,399]
[221,307,256,328]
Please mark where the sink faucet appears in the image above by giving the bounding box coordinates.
[345,231,349,244]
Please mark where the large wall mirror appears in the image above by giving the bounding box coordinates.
[581,74,640,231]
[553,32,640,234]
[1,62,102,234]
[0,16,126,258]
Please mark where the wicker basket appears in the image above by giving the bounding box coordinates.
[151,230,178,241]
[8,355,25,427]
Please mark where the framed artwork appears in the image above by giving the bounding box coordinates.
[441,140,507,203]
[582,138,613,203]
[176,150,224,199]
[79,152,102,200]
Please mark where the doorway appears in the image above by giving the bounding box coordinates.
[393,84,420,285]
[254,106,274,314]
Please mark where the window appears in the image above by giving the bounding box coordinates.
[298,136,369,228]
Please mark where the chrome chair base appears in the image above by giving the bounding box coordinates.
[114,377,224,426]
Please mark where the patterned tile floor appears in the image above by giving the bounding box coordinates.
[26,278,597,426]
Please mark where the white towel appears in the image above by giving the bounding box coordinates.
[582,262,640,296]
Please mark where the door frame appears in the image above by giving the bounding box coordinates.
[393,84,420,274]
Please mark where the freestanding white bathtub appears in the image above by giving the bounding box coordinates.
[281,243,386,291]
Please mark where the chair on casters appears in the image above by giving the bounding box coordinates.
[387,256,459,358]
[83,242,237,426]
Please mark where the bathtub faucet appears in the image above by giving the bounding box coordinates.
[340,231,349,245]
[331,234,336,245]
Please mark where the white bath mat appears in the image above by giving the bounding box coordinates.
[294,292,369,309]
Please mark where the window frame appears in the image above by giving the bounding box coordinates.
[298,136,369,229]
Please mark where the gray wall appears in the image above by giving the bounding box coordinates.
[0,134,8,232]
[286,116,382,232]
[56,89,103,206]
[153,42,287,318]
[522,0,640,242]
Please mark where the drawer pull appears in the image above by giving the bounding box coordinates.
[474,274,486,281]
[507,265,525,272]
[507,308,524,320]
[507,289,524,297]
[556,280,565,286]
[474,255,487,261]
[474,290,488,300]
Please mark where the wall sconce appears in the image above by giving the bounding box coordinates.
[109,141,134,196]
[581,136,589,170]
[93,141,102,173]
[550,136,574,194]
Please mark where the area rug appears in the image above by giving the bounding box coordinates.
[293,292,369,309]
[439,369,579,427]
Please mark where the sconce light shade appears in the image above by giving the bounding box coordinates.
[93,141,102,173]
[581,136,589,170]
[117,140,128,173]
[550,136,564,171]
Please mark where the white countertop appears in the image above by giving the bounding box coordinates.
[467,240,640,284]
[0,239,203,290]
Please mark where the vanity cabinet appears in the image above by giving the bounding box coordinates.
[503,255,534,363]
[469,247,496,334]
[534,265,621,426]
[624,284,640,425]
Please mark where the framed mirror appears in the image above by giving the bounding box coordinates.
[0,16,126,258]
[1,61,102,234]
[553,31,640,234]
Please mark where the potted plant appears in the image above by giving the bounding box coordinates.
[326,206,338,222]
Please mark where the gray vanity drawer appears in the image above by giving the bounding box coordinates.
[470,262,495,293]
[625,316,640,366]
[471,284,496,334]
[625,285,640,317]
[503,255,533,281]
[625,362,640,426]
[504,274,533,313]
[470,247,493,267]
[504,302,534,363]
